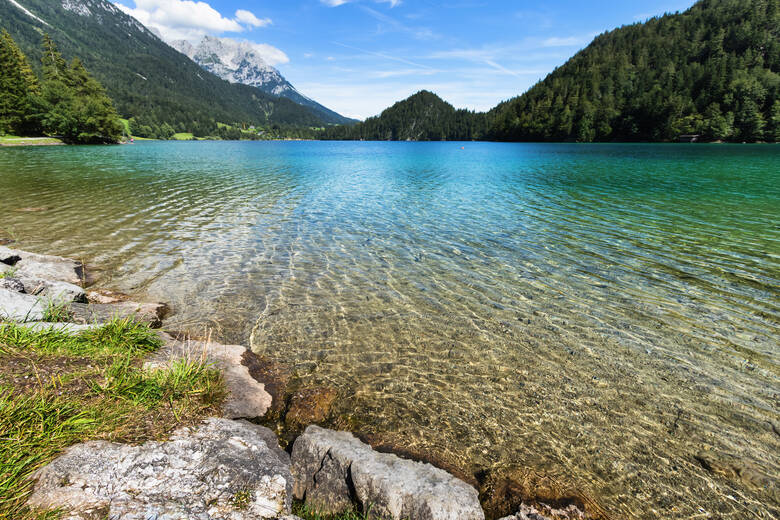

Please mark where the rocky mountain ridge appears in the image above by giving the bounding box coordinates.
[171,35,355,125]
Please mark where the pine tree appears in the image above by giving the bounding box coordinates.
[768,100,780,142]
[41,34,68,81]
[38,36,122,144]
[0,30,41,135]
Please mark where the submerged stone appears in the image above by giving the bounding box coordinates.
[285,386,338,432]
[498,503,587,520]
[86,289,131,304]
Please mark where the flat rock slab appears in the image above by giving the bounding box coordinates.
[17,276,87,303]
[291,425,485,520]
[0,245,86,285]
[69,301,168,328]
[147,333,273,420]
[0,287,44,321]
[28,418,294,520]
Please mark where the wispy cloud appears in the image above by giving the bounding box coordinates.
[368,68,440,78]
[114,0,272,41]
[320,0,401,7]
[333,41,435,70]
[358,5,438,40]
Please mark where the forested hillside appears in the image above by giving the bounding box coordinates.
[322,0,779,143]
[0,0,330,137]
[322,91,487,141]
[490,0,780,142]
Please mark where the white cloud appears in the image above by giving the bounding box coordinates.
[250,42,289,65]
[320,0,401,7]
[235,9,271,27]
[114,0,272,41]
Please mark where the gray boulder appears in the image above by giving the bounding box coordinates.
[146,333,273,420]
[18,276,87,303]
[0,287,44,321]
[0,245,85,285]
[291,425,484,520]
[28,418,294,520]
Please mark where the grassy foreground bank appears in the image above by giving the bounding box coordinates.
[0,318,225,519]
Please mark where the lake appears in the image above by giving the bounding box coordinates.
[1,141,778,519]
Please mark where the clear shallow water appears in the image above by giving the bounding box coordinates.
[0,141,778,519]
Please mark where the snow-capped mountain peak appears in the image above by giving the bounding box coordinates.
[171,36,292,95]
[168,35,355,124]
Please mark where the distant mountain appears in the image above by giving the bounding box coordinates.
[489,0,780,142]
[322,90,486,141]
[0,0,330,133]
[171,36,355,125]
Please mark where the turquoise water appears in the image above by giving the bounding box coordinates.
[0,141,778,518]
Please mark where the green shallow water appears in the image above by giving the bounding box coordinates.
[0,141,778,518]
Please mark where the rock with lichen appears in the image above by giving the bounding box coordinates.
[28,418,295,519]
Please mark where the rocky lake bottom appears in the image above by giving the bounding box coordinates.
[1,141,778,519]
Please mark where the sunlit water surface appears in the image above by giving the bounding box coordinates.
[1,141,778,519]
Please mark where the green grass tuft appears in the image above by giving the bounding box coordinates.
[0,320,225,519]
[0,268,18,279]
[78,316,163,354]
[293,502,376,520]
[0,317,163,357]
[40,300,72,323]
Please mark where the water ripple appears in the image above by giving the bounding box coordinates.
[1,141,778,519]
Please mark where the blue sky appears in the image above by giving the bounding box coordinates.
[114,0,697,119]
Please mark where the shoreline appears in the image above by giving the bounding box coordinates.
[0,242,593,520]
[4,135,779,147]
[0,136,65,147]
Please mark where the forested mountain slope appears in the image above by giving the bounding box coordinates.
[322,0,779,142]
[322,90,487,141]
[489,0,780,142]
[0,0,328,133]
